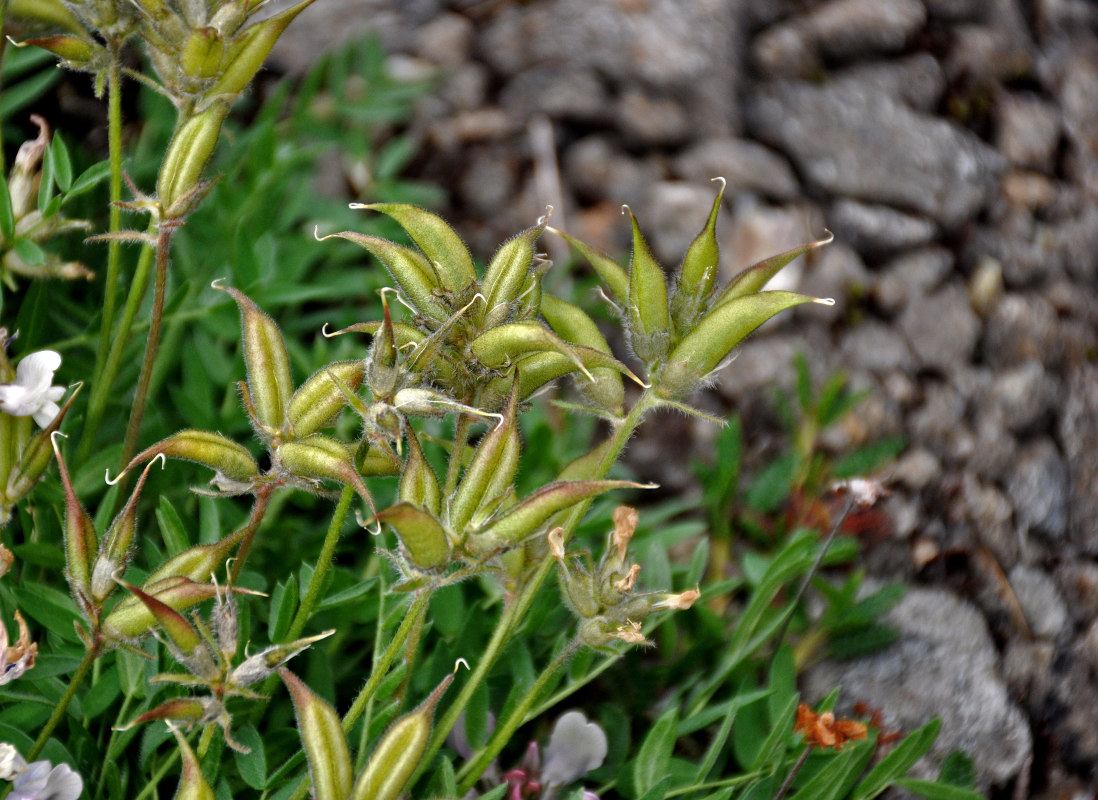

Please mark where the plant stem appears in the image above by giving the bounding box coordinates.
[419,391,657,782]
[772,746,811,800]
[120,222,176,468]
[229,483,274,584]
[284,486,353,642]
[455,640,578,794]
[28,645,99,759]
[0,0,9,175]
[132,745,182,800]
[78,231,156,462]
[195,724,216,759]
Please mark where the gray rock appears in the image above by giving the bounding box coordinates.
[616,90,691,148]
[458,146,518,216]
[1006,438,1069,544]
[989,360,1056,433]
[643,181,725,266]
[411,12,475,66]
[1035,0,1098,32]
[982,294,1060,369]
[921,0,987,20]
[840,320,916,373]
[892,447,941,491]
[499,68,610,123]
[995,92,1062,172]
[1008,565,1069,638]
[899,286,981,371]
[1045,35,1098,191]
[673,138,800,201]
[797,241,870,323]
[479,0,740,134]
[751,0,926,77]
[746,80,1006,228]
[832,53,947,113]
[967,411,1020,485]
[908,383,966,461]
[957,473,1019,568]
[828,199,939,258]
[873,247,954,315]
[803,588,1032,789]
[1060,365,1098,554]
[563,136,664,207]
[943,21,1034,85]
[440,62,492,112]
[1054,561,1098,626]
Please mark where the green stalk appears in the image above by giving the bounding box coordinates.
[28,645,99,759]
[0,0,9,175]
[120,221,177,468]
[93,689,137,799]
[455,640,578,793]
[78,230,156,462]
[355,564,388,772]
[132,742,183,800]
[285,486,353,642]
[419,390,657,780]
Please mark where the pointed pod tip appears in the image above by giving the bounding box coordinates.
[210,277,228,291]
[711,176,727,190]
[814,297,836,306]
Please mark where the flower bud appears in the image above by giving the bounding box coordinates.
[280,669,353,800]
[287,360,365,438]
[157,100,229,217]
[52,434,96,605]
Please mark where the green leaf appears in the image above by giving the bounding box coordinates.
[767,645,797,725]
[0,172,13,240]
[633,706,679,798]
[82,668,121,719]
[233,725,267,789]
[12,581,81,642]
[892,779,984,800]
[65,160,111,200]
[938,750,977,789]
[749,692,798,771]
[789,739,875,800]
[13,237,45,267]
[464,679,490,750]
[49,134,73,192]
[744,452,797,514]
[852,718,942,800]
[156,496,191,556]
[0,67,60,117]
[269,576,299,643]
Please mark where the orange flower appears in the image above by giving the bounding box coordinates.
[795,703,867,749]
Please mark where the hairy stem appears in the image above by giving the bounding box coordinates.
[456,640,579,793]
[284,486,354,642]
[28,644,99,759]
[228,483,274,585]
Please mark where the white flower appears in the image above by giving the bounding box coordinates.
[541,711,608,788]
[9,759,82,800]
[0,743,27,781]
[0,351,65,428]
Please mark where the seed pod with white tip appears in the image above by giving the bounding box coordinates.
[281,669,353,800]
[287,360,366,438]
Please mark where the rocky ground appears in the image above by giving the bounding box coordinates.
[271,1,1098,796]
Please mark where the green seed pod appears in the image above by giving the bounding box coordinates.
[356,203,476,296]
[51,433,96,601]
[119,698,214,731]
[280,669,353,800]
[371,502,450,569]
[121,581,217,678]
[447,383,519,535]
[540,294,624,414]
[216,284,294,434]
[21,35,97,65]
[91,456,159,603]
[671,178,725,333]
[229,630,332,688]
[8,0,85,34]
[400,433,441,516]
[481,220,547,321]
[658,291,833,399]
[318,231,448,322]
[103,577,222,640]
[204,0,317,99]
[124,429,259,485]
[277,435,375,511]
[350,674,453,800]
[6,385,78,502]
[549,228,629,305]
[180,27,225,79]
[170,723,216,800]
[470,322,592,379]
[287,360,366,438]
[157,100,229,216]
[467,479,651,554]
[144,527,249,586]
[480,346,641,411]
[625,207,671,365]
[710,231,834,310]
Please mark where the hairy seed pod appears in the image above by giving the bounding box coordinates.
[625,208,671,365]
[216,284,294,433]
[481,220,546,320]
[280,669,353,800]
[103,578,222,640]
[287,360,366,438]
[549,228,629,305]
[204,0,316,99]
[170,723,216,800]
[470,322,591,378]
[371,503,450,569]
[671,178,725,333]
[350,674,452,800]
[447,383,518,535]
[180,26,225,79]
[143,527,248,586]
[359,203,476,295]
[52,434,96,599]
[399,433,441,516]
[20,35,96,65]
[125,428,259,484]
[8,0,85,34]
[540,294,624,413]
[277,435,374,511]
[658,291,832,399]
[6,385,78,502]
[710,231,834,310]
[157,100,229,216]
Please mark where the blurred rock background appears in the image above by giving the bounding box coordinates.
[270,1,1098,796]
